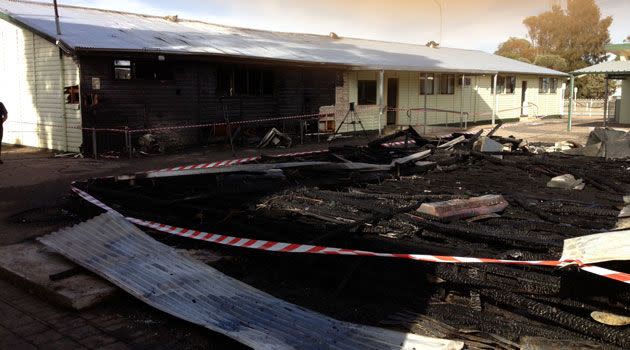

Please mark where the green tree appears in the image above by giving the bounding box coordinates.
[575,75,611,99]
[523,0,612,71]
[533,54,568,71]
[495,37,537,62]
[625,35,630,43]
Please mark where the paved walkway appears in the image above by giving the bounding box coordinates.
[0,278,243,349]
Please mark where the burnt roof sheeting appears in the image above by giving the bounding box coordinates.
[38,213,463,350]
[0,1,565,76]
[572,60,630,75]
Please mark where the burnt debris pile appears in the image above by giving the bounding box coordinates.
[77,128,630,349]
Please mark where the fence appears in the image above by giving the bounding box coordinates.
[7,113,334,159]
[564,99,617,119]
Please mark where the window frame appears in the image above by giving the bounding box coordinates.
[113,59,174,81]
[539,77,557,94]
[113,60,132,80]
[505,76,516,94]
[357,80,377,105]
[216,66,275,97]
[438,74,455,95]
[419,73,435,95]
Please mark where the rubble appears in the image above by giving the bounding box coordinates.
[417,195,508,220]
[64,130,630,348]
[546,174,585,190]
[258,127,292,148]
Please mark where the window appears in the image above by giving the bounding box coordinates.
[64,85,79,104]
[439,74,455,94]
[457,76,472,86]
[495,76,506,94]
[491,75,515,94]
[216,66,274,96]
[135,61,173,80]
[358,80,377,105]
[419,74,434,95]
[114,60,131,80]
[113,59,173,80]
[550,78,558,94]
[505,76,516,94]
[539,77,557,93]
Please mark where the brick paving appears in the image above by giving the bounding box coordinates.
[0,279,245,349]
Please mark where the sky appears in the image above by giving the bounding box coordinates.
[58,0,630,53]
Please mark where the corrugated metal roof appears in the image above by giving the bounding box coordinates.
[572,60,630,75]
[39,213,463,350]
[0,0,566,76]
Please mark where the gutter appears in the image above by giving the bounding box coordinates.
[0,11,75,55]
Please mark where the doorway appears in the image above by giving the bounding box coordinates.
[521,81,528,116]
[387,78,398,125]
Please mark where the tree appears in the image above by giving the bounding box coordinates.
[625,35,630,43]
[534,54,568,72]
[575,75,613,99]
[495,37,537,62]
[523,0,612,71]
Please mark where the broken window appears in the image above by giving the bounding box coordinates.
[135,61,173,80]
[114,60,132,80]
[114,59,173,81]
[419,74,434,95]
[439,74,455,95]
[357,80,377,105]
[216,66,274,96]
[64,85,79,104]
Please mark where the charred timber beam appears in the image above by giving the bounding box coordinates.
[478,289,630,348]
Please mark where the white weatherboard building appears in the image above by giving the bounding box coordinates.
[0,0,567,153]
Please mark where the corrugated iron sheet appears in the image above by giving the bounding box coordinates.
[573,60,630,75]
[39,213,462,350]
[0,0,564,76]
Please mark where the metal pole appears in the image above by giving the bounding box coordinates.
[423,73,428,135]
[377,70,384,136]
[460,74,464,129]
[53,0,62,37]
[492,74,498,126]
[603,76,609,128]
[567,75,574,131]
[91,129,98,159]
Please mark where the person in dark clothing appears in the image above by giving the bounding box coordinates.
[0,102,7,164]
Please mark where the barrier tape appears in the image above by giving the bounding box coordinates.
[149,149,330,173]
[6,113,333,135]
[70,186,630,285]
[128,113,333,134]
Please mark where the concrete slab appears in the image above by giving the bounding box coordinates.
[0,241,117,310]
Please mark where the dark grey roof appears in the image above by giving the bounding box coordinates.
[0,0,566,76]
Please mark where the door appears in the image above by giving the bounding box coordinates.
[521,81,528,116]
[387,78,398,125]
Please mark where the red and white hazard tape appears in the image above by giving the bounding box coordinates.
[150,149,329,173]
[129,113,332,134]
[70,187,630,285]
[382,140,417,148]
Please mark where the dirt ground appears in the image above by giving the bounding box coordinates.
[0,114,627,348]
